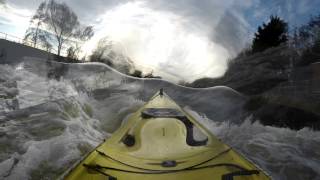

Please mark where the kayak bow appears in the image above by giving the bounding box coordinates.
[63,90,271,180]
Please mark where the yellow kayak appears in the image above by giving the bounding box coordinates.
[62,90,271,180]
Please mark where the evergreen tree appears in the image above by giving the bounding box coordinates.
[294,14,320,66]
[298,15,320,48]
[252,16,288,53]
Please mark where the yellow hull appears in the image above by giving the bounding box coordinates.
[63,90,271,180]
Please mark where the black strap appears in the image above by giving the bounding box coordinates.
[83,163,252,174]
[83,164,117,179]
[96,148,233,171]
[84,163,260,180]
[222,170,260,180]
[159,88,164,96]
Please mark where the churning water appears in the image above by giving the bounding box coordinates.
[0,58,319,180]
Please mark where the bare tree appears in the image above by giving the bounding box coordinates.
[67,44,82,60]
[24,2,47,47]
[28,0,94,56]
[67,26,94,59]
[39,32,53,52]
[90,37,113,62]
[90,37,135,74]
[76,26,94,41]
[45,0,80,56]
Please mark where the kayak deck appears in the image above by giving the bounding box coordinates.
[63,90,271,180]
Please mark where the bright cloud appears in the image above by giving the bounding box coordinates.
[0,4,32,37]
[1,0,320,82]
[83,1,229,82]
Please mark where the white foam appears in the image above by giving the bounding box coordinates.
[0,59,319,180]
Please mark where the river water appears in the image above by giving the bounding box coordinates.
[0,58,319,180]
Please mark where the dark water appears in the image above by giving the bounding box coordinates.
[0,58,319,180]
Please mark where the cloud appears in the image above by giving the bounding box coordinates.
[1,0,320,82]
[81,1,232,82]
[0,3,33,36]
[6,0,130,25]
[143,0,257,56]
[62,0,130,24]
[211,10,251,57]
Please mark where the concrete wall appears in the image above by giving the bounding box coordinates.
[0,39,81,64]
[0,39,54,64]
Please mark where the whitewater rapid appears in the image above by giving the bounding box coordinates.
[0,58,319,180]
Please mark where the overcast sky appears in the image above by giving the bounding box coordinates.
[1,0,320,82]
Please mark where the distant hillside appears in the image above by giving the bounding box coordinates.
[187,44,320,94]
[187,45,294,94]
[186,45,320,130]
